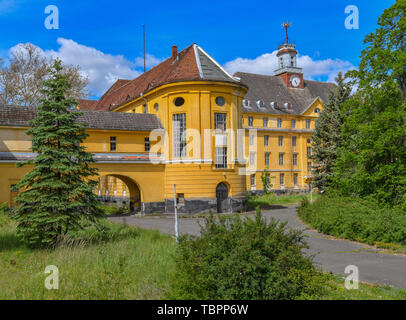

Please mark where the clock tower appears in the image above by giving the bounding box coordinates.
[274,22,304,89]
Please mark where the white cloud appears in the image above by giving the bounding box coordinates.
[9,38,163,96]
[224,50,355,83]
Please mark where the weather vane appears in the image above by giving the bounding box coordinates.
[281,21,292,44]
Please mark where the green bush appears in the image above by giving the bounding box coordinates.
[98,203,129,216]
[298,196,406,245]
[167,209,326,300]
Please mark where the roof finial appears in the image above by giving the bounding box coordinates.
[281,21,292,44]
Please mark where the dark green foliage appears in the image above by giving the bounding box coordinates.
[310,72,351,191]
[13,60,104,248]
[348,0,406,95]
[168,210,326,299]
[329,2,406,209]
[298,196,406,245]
[260,170,272,194]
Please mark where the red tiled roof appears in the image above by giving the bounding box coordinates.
[80,44,241,111]
[77,99,98,110]
[94,44,201,111]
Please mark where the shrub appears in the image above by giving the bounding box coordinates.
[98,203,129,216]
[298,195,406,245]
[167,209,326,300]
[0,202,12,228]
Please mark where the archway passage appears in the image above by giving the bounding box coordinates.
[216,182,229,213]
[97,175,141,212]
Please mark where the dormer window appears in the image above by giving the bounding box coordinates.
[256,100,265,108]
[243,99,250,108]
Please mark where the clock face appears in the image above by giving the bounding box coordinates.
[290,76,301,87]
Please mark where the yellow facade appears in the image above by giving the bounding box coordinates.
[0,43,326,213]
[243,99,322,191]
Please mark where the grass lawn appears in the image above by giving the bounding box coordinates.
[1,210,405,300]
[0,216,175,299]
[248,193,321,209]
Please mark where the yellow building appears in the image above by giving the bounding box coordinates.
[236,41,335,192]
[0,41,333,213]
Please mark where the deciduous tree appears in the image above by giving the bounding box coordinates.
[0,43,88,107]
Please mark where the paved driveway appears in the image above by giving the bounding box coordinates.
[109,205,406,289]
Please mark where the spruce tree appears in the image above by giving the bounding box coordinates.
[310,72,351,191]
[13,59,103,248]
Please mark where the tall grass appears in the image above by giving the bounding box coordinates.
[0,214,176,299]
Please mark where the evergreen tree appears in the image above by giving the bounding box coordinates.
[310,73,351,191]
[261,170,273,194]
[13,59,103,248]
[333,1,406,209]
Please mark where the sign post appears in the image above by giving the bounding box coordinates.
[174,184,179,242]
[304,176,313,203]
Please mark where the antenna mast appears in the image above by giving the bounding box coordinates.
[143,24,146,73]
[281,21,292,44]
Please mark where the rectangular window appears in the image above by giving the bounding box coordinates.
[308,162,312,173]
[277,118,282,128]
[251,174,255,186]
[265,152,270,166]
[278,136,283,147]
[280,173,285,186]
[110,136,116,151]
[250,152,256,166]
[144,137,150,152]
[307,146,312,157]
[143,104,148,114]
[279,153,284,166]
[215,113,227,131]
[264,135,269,147]
[248,116,253,127]
[293,153,298,166]
[215,147,227,169]
[263,117,268,127]
[173,113,187,158]
[294,173,298,187]
[306,119,311,129]
[291,119,296,128]
[292,136,297,147]
[177,193,185,204]
[249,134,255,146]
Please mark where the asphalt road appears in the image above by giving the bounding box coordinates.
[109,205,406,289]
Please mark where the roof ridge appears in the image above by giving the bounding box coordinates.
[196,45,237,81]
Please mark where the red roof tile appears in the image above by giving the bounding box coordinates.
[77,99,98,110]
[79,44,240,111]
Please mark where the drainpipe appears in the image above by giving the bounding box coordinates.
[140,92,148,113]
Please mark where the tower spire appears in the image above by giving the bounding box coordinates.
[281,21,291,44]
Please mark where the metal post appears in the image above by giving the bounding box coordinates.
[174,184,179,242]
[143,24,146,73]
[310,182,313,203]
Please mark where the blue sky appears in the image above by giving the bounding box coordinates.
[0,0,395,98]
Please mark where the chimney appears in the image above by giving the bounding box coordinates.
[172,45,178,59]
